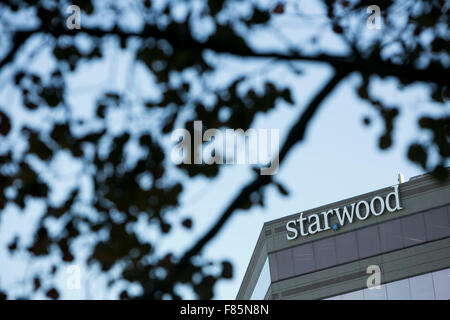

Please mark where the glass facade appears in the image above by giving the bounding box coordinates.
[325,267,450,300]
[269,204,450,282]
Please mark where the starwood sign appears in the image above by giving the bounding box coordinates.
[286,185,403,240]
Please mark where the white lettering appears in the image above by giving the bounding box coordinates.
[321,210,334,231]
[356,200,370,220]
[386,185,402,212]
[307,214,322,234]
[334,203,356,226]
[286,220,298,240]
[296,212,308,237]
[370,196,385,216]
[286,186,403,239]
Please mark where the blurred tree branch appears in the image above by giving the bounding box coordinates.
[2,26,448,87]
[142,70,348,298]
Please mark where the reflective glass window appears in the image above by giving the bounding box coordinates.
[401,213,427,247]
[386,278,411,300]
[335,232,359,264]
[363,286,387,300]
[325,295,342,300]
[379,218,404,252]
[276,248,294,280]
[424,206,450,240]
[357,225,381,258]
[341,289,364,300]
[432,269,450,300]
[326,269,450,300]
[292,243,315,275]
[313,237,337,269]
[409,273,435,300]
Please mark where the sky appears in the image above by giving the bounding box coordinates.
[0,0,448,300]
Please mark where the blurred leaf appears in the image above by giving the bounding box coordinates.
[28,227,50,256]
[408,143,427,168]
[246,8,271,26]
[273,3,285,14]
[0,110,11,136]
[221,261,233,279]
[33,277,41,292]
[332,24,343,34]
[7,236,19,253]
[208,0,225,16]
[46,288,59,300]
[119,290,129,300]
[181,218,193,230]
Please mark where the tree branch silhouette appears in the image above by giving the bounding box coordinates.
[141,70,348,298]
[1,26,447,87]
[0,30,36,70]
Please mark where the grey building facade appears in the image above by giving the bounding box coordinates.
[237,171,450,300]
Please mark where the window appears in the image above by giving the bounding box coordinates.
[357,225,381,258]
[402,213,427,247]
[270,205,450,283]
[363,286,387,300]
[292,243,315,275]
[341,289,364,300]
[325,295,342,300]
[326,268,450,300]
[386,278,411,299]
[335,231,359,264]
[379,218,403,252]
[424,206,450,240]
[409,273,435,300]
[448,205,450,226]
[313,237,337,269]
[276,248,294,280]
[432,269,450,300]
